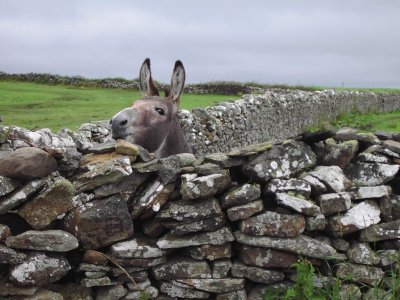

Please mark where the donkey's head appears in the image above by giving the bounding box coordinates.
[110,58,191,158]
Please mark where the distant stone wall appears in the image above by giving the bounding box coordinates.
[0,123,400,299]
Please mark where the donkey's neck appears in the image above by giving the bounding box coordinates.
[156,117,192,158]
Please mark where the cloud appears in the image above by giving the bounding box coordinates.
[0,0,399,87]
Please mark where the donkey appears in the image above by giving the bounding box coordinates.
[110,58,192,158]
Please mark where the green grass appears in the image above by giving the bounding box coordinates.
[0,81,233,132]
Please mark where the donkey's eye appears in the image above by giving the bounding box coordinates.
[155,107,165,115]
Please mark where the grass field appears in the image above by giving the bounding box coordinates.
[0,81,233,131]
[0,80,399,133]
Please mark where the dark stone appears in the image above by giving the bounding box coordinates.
[226,200,263,221]
[0,176,21,197]
[63,195,134,249]
[231,260,284,284]
[359,220,400,242]
[220,183,261,207]
[158,155,181,184]
[185,243,232,261]
[175,278,245,294]
[152,258,211,280]
[0,147,57,180]
[317,192,352,216]
[0,244,26,265]
[335,263,384,286]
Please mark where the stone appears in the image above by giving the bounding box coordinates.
[125,279,151,291]
[85,271,107,279]
[354,185,391,200]
[335,128,380,144]
[78,263,111,272]
[115,139,140,157]
[335,263,384,286]
[234,231,343,260]
[357,152,390,164]
[0,147,57,180]
[375,131,393,140]
[158,155,181,184]
[377,250,399,268]
[299,174,327,195]
[10,252,71,286]
[130,179,175,219]
[5,230,78,252]
[180,171,231,200]
[63,195,133,249]
[81,276,113,287]
[160,281,210,299]
[264,178,311,197]
[0,176,21,197]
[308,166,351,192]
[96,285,127,300]
[345,162,400,187]
[231,260,284,284]
[111,256,166,268]
[194,162,222,175]
[18,179,74,230]
[363,288,391,300]
[110,235,166,258]
[383,140,400,154]
[157,226,235,249]
[380,195,400,222]
[220,183,261,207]
[156,198,223,223]
[338,284,362,300]
[131,159,159,173]
[141,218,168,239]
[0,283,38,297]
[216,290,247,300]
[240,211,305,237]
[275,193,321,216]
[124,286,159,299]
[305,214,326,231]
[0,223,11,241]
[86,141,115,154]
[227,141,273,157]
[347,242,380,265]
[185,243,232,261]
[22,289,64,300]
[359,219,400,242]
[212,259,232,278]
[74,155,132,193]
[328,200,381,236]
[226,200,263,221]
[57,147,82,178]
[170,215,226,235]
[176,152,196,167]
[176,278,245,294]
[152,258,211,280]
[330,238,350,252]
[317,192,352,216]
[0,244,26,264]
[93,171,148,198]
[316,138,359,169]
[204,152,244,168]
[0,176,52,214]
[242,141,316,182]
[237,244,299,268]
[301,127,336,144]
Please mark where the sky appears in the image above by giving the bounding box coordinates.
[1,0,399,88]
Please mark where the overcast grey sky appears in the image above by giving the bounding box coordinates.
[1,0,399,88]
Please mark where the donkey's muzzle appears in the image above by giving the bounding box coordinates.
[110,108,136,140]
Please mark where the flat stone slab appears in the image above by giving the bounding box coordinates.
[0,176,21,197]
[216,290,247,300]
[157,226,235,249]
[305,214,326,232]
[347,242,380,265]
[354,185,392,200]
[242,141,316,182]
[317,138,358,169]
[231,261,284,284]
[328,200,381,236]
[240,210,305,237]
[237,244,300,268]
[346,162,400,187]
[170,215,226,235]
[264,179,311,197]
[308,166,351,192]
[5,230,78,252]
[204,152,244,168]
[275,193,321,216]
[152,258,211,280]
[110,235,166,259]
[0,283,38,297]
[160,281,210,299]
[359,220,400,242]
[176,278,245,294]
[317,192,352,216]
[383,140,400,154]
[180,171,231,200]
[212,259,232,278]
[220,183,261,207]
[335,263,384,286]
[226,200,263,221]
[0,244,26,265]
[234,231,343,260]
[10,252,71,286]
[335,129,380,144]
[185,244,232,261]
[0,224,11,241]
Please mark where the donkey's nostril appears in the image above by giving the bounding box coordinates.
[120,119,128,126]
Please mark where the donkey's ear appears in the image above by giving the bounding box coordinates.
[169,60,185,105]
[139,58,159,97]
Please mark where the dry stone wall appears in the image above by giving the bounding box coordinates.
[0,117,400,299]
